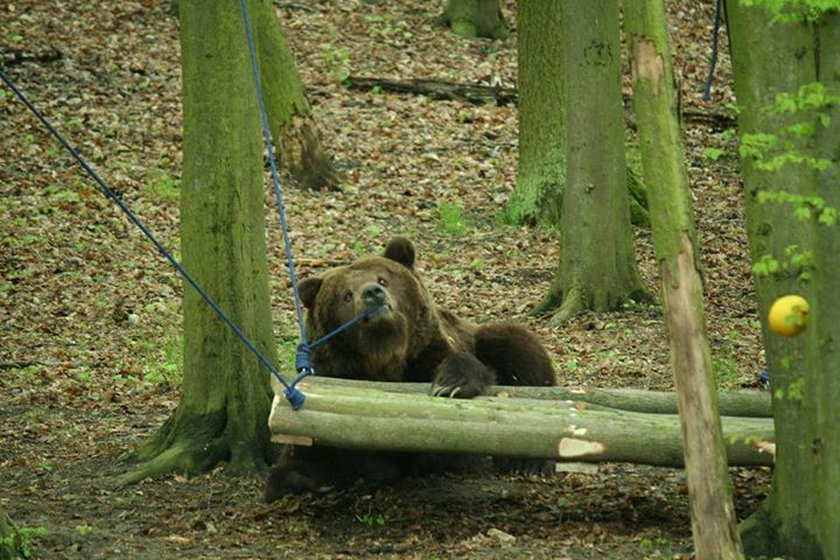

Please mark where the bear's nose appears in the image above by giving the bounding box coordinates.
[361,283,387,305]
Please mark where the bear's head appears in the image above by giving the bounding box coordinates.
[298,237,435,380]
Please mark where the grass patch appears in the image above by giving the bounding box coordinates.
[438,202,467,235]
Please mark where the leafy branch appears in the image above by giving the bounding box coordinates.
[739,0,840,23]
[740,83,838,173]
[752,244,814,282]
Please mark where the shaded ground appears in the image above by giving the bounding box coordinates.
[1,1,771,558]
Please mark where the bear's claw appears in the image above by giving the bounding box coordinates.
[430,384,462,398]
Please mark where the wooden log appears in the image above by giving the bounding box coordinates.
[271,377,772,418]
[268,378,775,467]
[345,76,518,106]
[343,76,737,128]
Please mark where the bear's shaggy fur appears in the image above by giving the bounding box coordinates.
[265,237,556,502]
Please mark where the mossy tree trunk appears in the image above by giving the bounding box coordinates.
[0,503,15,560]
[440,0,509,40]
[728,3,840,557]
[252,0,338,190]
[503,0,564,226]
[625,3,744,558]
[505,3,649,229]
[118,0,278,483]
[533,0,647,325]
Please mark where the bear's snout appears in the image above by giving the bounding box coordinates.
[361,283,389,308]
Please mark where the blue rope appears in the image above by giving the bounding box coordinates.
[293,303,384,383]
[702,0,723,102]
[238,0,308,348]
[239,0,387,403]
[0,69,304,406]
[3,11,388,412]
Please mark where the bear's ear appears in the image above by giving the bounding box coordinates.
[298,277,323,309]
[383,236,415,269]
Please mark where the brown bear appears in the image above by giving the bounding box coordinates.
[264,236,556,502]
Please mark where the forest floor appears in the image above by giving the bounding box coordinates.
[1,1,775,558]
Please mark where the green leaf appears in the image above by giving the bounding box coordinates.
[703,147,725,162]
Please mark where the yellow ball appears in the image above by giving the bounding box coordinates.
[768,295,809,336]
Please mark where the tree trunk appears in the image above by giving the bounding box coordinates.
[728,3,840,557]
[626,3,744,558]
[440,0,509,40]
[503,0,564,226]
[118,0,278,484]
[252,0,339,191]
[268,378,775,467]
[807,18,840,558]
[0,503,15,560]
[505,3,649,229]
[533,0,647,325]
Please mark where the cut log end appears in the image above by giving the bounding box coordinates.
[557,437,608,459]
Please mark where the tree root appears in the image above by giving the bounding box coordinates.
[0,508,16,560]
[531,280,586,326]
[280,114,341,191]
[115,438,229,486]
[739,500,781,557]
[548,283,586,327]
[531,285,563,317]
[116,407,270,485]
[532,277,652,327]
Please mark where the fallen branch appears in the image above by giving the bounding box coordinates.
[344,76,737,128]
[2,46,63,67]
[345,76,518,106]
[268,378,775,467]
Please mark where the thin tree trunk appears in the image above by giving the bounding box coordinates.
[626,3,744,558]
[118,0,277,484]
[533,0,647,325]
[253,0,339,191]
[503,0,564,226]
[267,379,775,467]
[440,0,509,40]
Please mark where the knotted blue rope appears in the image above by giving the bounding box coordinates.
[239,0,312,402]
[294,302,387,369]
[239,0,392,405]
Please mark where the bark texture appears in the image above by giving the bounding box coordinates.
[253,0,339,190]
[504,0,564,226]
[729,3,840,557]
[306,377,772,417]
[118,0,277,484]
[626,3,744,558]
[0,504,14,560]
[533,0,647,325]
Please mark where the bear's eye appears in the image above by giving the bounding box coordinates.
[378,277,389,287]
[344,291,353,302]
